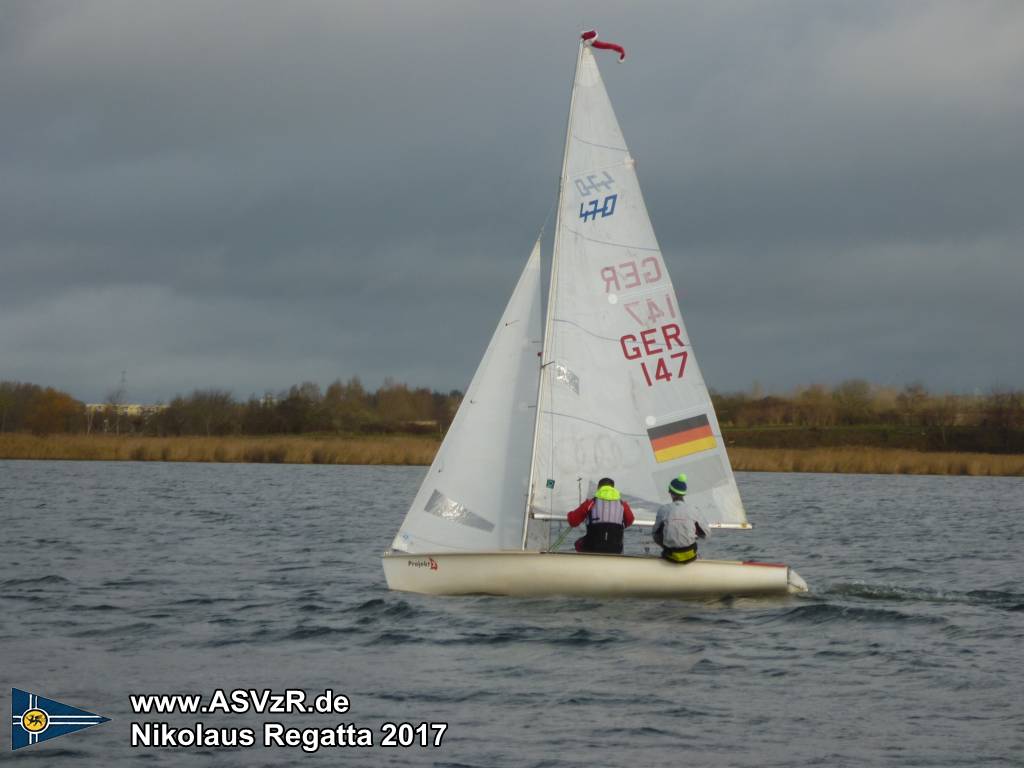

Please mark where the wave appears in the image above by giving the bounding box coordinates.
[282,624,349,640]
[375,690,490,704]
[772,603,944,626]
[70,603,125,612]
[171,596,228,606]
[72,621,158,638]
[0,594,48,603]
[9,747,90,760]
[605,725,679,738]
[353,596,421,617]
[1,575,70,587]
[359,623,619,648]
[828,582,1024,610]
[100,578,166,588]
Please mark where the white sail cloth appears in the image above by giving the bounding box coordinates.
[529,45,748,537]
[391,243,543,553]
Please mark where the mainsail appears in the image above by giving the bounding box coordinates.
[526,40,748,548]
[391,243,543,553]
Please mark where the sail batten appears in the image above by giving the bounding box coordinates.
[539,409,646,437]
[570,137,629,152]
[560,229,660,251]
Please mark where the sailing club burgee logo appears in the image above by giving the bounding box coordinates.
[11,688,110,751]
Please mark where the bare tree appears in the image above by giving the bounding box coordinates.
[105,370,127,435]
[0,382,13,433]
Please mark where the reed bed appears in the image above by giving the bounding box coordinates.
[0,434,439,466]
[727,447,1024,477]
[2,435,1023,476]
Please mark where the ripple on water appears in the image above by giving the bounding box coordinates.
[769,602,946,626]
[282,624,350,640]
[1,574,70,587]
[829,582,1024,610]
[71,622,160,642]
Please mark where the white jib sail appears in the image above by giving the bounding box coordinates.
[391,243,543,553]
[528,44,748,541]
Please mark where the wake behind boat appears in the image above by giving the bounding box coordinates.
[382,31,808,599]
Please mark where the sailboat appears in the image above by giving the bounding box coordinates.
[382,31,808,598]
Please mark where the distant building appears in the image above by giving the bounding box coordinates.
[85,403,168,433]
[85,403,168,417]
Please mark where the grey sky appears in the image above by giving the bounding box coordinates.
[2,1,1022,403]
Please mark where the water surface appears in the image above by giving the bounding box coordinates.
[2,461,1022,766]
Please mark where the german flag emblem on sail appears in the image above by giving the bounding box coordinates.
[647,414,716,463]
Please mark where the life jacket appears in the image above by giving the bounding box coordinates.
[587,485,625,525]
[582,486,626,553]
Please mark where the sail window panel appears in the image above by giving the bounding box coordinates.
[553,363,580,394]
[424,490,495,532]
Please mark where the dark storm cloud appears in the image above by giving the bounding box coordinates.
[1,1,1022,401]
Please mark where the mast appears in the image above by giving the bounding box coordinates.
[521,40,584,549]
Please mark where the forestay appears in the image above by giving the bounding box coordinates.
[527,43,747,548]
[392,243,543,553]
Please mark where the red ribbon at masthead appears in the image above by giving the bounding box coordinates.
[581,30,626,61]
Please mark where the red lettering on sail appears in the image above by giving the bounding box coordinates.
[640,257,661,283]
[599,259,665,293]
[624,294,676,327]
[620,261,641,289]
[620,334,641,360]
[672,350,688,377]
[663,323,683,350]
[601,266,620,293]
[619,323,689,387]
[640,329,660,355]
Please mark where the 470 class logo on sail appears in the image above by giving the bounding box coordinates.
[576,172,617,222]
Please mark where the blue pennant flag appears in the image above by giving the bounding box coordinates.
[11,688,110,751]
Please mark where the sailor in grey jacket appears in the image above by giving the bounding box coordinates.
[652,474,708,563]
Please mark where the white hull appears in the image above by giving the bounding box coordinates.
[382,550,808,599]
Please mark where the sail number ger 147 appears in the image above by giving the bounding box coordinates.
[620,323,689,387]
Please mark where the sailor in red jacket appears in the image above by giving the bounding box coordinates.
[567,477,635,554]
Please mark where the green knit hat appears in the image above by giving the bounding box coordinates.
[668,473,688,496]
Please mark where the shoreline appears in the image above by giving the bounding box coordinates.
[0,433,438,466]
[1,434,1022,476]
[727,446,1024,477]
